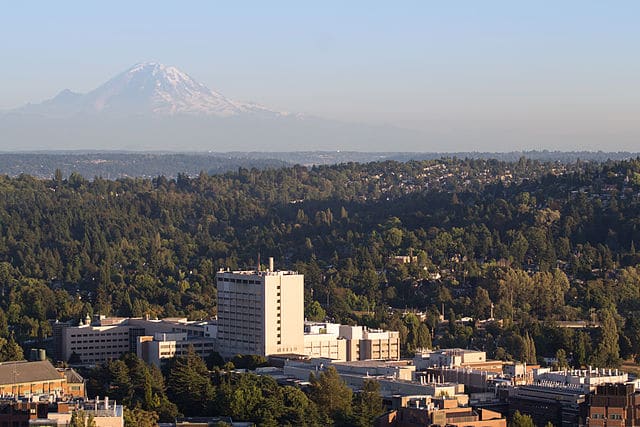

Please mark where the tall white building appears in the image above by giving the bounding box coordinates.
[216,259,304,358]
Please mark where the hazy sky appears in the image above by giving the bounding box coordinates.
[1,1,639,151]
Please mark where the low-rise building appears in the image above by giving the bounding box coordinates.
[534,367,628,392]
[587,383,640,427]
[137,332,216,366]
[416,367,498,394]
[414,348,500,371]
[0,398,122,427]
[303,322,400,362]
[55,316,217,366]
[0,360,85,399]
[283,358,465,401]
[375,396,506,427]
[303,322,347,361]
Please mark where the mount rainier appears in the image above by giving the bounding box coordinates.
[16,62,289,118]
[1,62,423,151]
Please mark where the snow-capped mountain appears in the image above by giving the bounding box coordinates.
[16,62,287,117]
[2,62,425,152]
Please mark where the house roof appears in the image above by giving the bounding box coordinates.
[0,361,63,386]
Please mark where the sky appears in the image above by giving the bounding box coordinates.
[1,1,639,151]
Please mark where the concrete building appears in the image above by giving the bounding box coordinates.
[303,322,400,362]
[303,322,347,361]
[216,260,304,358]
[283,358,465,400]
[417,367,498,394]
[503,383,588,427]
[414,348,496,370]
[353,326,400,361]
[56,316,216,366]
[60,318,131,365]
[534,367,628,392]
[137,332,216,366]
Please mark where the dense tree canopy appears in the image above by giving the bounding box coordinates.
[0,156,638,372]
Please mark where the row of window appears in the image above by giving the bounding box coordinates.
[71,346,128,351]
[219,290,262,296]
[73,351,121,356]
[217,278,262,284]
[70,331,127,337]
[591,413,623,420]
[224,337,263,344]
[70,338,127,344]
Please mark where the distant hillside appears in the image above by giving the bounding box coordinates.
[0,152,289,179]
[0,151,638,179]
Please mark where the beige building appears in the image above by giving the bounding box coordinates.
[304,322,400,362]
[304,322,347,361]
[414,348,491,370]
[137,332,216,366]
[216,260,304,357]
[57,316,216,365]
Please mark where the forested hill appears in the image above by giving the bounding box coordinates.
[1,150,638,179]
[1,157,640,364]
[0,152,289,179]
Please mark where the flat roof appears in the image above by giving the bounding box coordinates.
[331,359,413,368]
[217,270,300,276]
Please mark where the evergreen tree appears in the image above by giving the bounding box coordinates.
[509,410,535,427]
[280,386,323,427]
[524,332,537,364]
[167,346,215,416]
[352,379,384,427]
[592,308,620,367]
[555,349,569,369]
[0,333,23,362]
[308,366,353,426]
[124,407,159,427]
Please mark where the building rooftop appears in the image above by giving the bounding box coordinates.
[0,360,63,386]
[57,368,84,384]
[217,269,300,276]
[332,359,413,369]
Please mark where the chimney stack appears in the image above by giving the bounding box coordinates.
[269,257,274,272]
